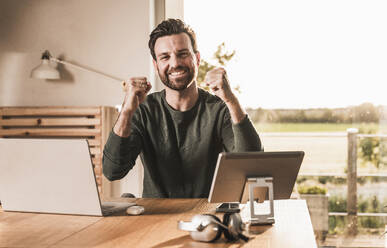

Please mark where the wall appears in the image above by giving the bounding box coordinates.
[0,0,165,197]
[166,0,184,20]
[0,0,153,107]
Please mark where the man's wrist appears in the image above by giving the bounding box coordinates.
[113,110,135,137]
[224,93,237,105]
[113,124,131,137]
[224,95,247,124]
[120,106,137,117]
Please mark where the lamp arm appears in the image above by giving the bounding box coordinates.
[49,57,126,87]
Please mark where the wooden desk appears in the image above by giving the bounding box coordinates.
[0,199,317,248]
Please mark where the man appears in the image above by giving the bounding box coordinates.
[103,19,262,198]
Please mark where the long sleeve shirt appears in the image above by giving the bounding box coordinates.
[103,88,262,198]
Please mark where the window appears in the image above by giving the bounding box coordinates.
[185,0,387,246]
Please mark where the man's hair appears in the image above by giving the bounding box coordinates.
[149,18,198,60]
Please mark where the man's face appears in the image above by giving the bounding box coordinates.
[153,33,200,91]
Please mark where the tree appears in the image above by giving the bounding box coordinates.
[351,103,379,122]
[197,42,238,92]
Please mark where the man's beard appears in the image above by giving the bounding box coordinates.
[158,66,196,91]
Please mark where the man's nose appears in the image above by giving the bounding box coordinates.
[169,54,180,68]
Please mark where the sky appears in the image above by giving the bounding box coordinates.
[184,0,387,109]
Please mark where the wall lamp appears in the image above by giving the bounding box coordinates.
[31,50,127,88]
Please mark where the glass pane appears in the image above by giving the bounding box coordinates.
[185,0,387,246]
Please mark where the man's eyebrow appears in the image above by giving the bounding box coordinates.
[157,52,170,58]
[177,49,190,53]
[157,49,190,57]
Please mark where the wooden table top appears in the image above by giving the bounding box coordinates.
[0,199,317,248]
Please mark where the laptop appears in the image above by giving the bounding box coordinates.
[0,138,135,216]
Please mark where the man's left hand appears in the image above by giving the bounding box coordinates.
[204,67,236,103]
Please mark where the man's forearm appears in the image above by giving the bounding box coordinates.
[102,129,141,181]
[225,94,247,124]
[113,77,151,137]
[113,111,135,137]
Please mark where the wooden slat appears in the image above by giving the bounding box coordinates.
[95,175,102,185]
[86,139,100,146]
[0,107,101,116]
[0,128,100,137]
[89,147,101,155]
[91,157,101,165]
[101,106,118,198]
[0,118,100,127]
[93,163,101,169]
[94,154,102,160]
[94,167,101,175]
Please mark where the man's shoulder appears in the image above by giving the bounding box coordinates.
[140,90,164,107]
[133,90,164,117]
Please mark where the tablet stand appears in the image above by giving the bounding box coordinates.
[243,177,275,225]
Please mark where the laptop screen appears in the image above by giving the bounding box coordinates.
[0,138,103,216]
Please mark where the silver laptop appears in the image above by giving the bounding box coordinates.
[0,138,135,216]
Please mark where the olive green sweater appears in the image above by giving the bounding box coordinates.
[103,88,262,198]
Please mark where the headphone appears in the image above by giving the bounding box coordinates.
[178,213,249,243]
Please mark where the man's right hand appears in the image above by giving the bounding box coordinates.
[121,77,152,114]
[113,77,152,137]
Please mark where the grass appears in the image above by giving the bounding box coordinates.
[253,122,384,133]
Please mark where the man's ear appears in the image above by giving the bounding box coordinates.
[152,59,158,71]
[195,51,201,66]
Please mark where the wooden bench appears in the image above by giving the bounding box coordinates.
[0,106,117,197]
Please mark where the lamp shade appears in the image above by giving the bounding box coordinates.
[30,58,60,79]
[31,50,125,87]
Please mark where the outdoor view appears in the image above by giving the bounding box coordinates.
[185,0,387,246]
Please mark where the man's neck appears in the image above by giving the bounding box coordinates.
[165,82,199,111]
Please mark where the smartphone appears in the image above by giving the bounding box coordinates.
[215,202,240,213]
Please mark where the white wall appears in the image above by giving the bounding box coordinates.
[0,0,153,107]
[166,0,184,20]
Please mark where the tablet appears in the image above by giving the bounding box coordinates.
[208,151,304,203]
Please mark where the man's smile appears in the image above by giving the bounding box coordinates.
[168,69,187,79]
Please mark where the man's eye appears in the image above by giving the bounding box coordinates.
[179,52,189,57]
[160,56,169,60]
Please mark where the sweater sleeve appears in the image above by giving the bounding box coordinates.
[221,109,263,152]
[102,113,143,181]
